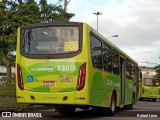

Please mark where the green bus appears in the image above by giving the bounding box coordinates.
[16,22,140,115]
[139,78,160,102]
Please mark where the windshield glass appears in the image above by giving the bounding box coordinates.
[22,26,79,54]
[144,78,160,86]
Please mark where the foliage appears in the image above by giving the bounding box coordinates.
[154,65,160,78]
[0,0,74,51]
[0,0,74,79]
[153,65,160,70]
[0,75,15,89]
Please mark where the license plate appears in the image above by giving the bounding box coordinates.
[43,81,55,86]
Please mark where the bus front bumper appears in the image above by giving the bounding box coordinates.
[141,94,160,99]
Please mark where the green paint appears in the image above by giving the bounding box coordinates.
[29,86,50,92]
[19,60,83,92]
[28,61,80,76]
[58,87,76,92]
[90,71,121,106]
[91,72,105,89]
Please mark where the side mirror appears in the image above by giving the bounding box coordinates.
[138,69,142,79]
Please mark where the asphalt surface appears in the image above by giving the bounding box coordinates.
[0,100,160,120]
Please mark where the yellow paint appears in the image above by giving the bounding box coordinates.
[64,41,78,51]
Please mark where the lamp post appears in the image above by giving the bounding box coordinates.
[93,12,102,32]
[107,35,119,38]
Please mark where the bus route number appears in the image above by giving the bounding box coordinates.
[56,65,76,71]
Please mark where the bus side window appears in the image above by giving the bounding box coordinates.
[90,35,103,70]
[126,60,131,79]
[112,50,119,75]
[131,62,135,81]
[103,43,112,73]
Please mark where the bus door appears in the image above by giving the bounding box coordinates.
[120,56,125,105]
[137,69,142,101]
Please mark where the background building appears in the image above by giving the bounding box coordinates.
[140,67,156,78]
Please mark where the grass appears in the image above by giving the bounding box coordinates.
[0,88,15,96]
[0,78,49,111]
[0,78,15,96]
[0,80,27,111]
[0,96,19,108]
[0,85,24,110]
[0,87,30,111]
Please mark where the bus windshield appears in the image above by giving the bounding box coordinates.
[144,78,160,86]
[22,26,79,54]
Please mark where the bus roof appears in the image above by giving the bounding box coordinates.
[20,22,138,65]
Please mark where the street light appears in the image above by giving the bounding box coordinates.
[93,12,102,32]
[107,35,119,38]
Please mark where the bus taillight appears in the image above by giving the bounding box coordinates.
[17,64,24,90]
[76,63,86,91]
[142,87,144,94]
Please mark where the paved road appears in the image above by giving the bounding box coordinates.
[1,101,160,120]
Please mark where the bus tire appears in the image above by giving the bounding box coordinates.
[152,98,157,102]
[108,93,116,115]
[139,98,143,101]
[133,95,136,104]
[55,106,76,114]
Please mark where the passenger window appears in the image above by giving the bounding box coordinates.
[131,62,135,81]
[112,50,119,75]
[90,35,102,70]
[126,60,131,79]
[103,44,112,73]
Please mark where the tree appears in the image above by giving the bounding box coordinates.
[0,0,74,80]
[0,0,17,80]
[154,65,160,78]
